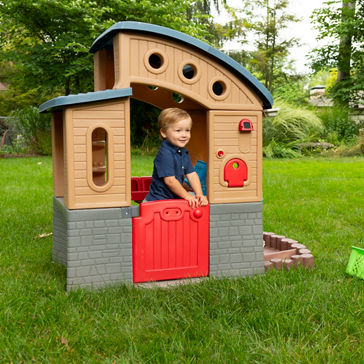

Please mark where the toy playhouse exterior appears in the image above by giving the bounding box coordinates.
[39,22,273,290]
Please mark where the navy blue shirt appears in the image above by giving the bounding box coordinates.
[145,140,195,201]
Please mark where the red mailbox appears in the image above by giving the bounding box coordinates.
[224,158,247,187]
[239,119,254,132]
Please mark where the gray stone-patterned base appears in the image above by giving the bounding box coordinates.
[53,197,136,290]
[53,198,264,290]
[209,202,264,277]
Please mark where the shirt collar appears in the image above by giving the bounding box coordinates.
[161,139,186,154]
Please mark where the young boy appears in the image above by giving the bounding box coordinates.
[145,108,208,208]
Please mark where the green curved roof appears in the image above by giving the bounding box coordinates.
[90,21,273,109]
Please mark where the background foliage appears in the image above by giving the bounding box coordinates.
[0,0,363,156]
[7,106,52,155]
[0,0,213,105]
[310,0,364,106]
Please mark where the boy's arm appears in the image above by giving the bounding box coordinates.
[164,176,198,208]
[186,172,208,206]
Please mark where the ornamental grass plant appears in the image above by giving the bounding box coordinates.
[263,100,323,147]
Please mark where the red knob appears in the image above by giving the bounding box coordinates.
[193,209,203,219]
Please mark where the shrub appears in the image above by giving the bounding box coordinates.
[317,106,362,143]
[263,100,323,147]
[7,106,51,155]
[325,130,364,157]
[263,139,302,158]
[272,79,310,106]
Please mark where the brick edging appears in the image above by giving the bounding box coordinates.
[263,232,314,271]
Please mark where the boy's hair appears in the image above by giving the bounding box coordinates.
[158,108,192,131]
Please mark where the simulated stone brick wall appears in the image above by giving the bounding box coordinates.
[53,198,264,289]
[53,197,137,290]
[209,202,264,277]
[53,198,68,266]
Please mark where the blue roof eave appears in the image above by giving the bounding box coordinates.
[39,88,133,113]
[89,21,273,109]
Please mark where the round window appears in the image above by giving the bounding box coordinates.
[182,64,196,79]
[178,60,200,84]
[148,53,163,69]
[208,77,230,100]
[212,81,226,96]
[144,49,168,74]
[172,92,184,104]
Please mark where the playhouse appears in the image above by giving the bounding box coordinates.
[39,21,273,290]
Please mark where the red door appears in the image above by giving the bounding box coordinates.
[132,200,209,283]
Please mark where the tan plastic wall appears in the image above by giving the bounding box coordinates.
[95,32,263,112]
[52,110,64,198]
[94,49,115,91]
[62,99,131,209]
[207,110,262,203]
[88,31,265,205]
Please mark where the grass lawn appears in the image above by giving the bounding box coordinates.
[0,156,363,363]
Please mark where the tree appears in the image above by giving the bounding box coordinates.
[310,0,364,107]
[0,0,212,114]
[224,0,300,92]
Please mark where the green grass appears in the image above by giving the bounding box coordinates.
[0,156,363,363]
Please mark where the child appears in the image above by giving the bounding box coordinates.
[145,108,208,208]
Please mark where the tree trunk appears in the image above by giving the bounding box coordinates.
[264,0,270,89]
[65,77,70,96]
[336,0,356,106]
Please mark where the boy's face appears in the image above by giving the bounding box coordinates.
[160,118,192,148]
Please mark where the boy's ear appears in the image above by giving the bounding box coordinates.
[160,128,167,139]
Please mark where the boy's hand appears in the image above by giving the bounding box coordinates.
[195,194,208,206]
[184,194,199,208]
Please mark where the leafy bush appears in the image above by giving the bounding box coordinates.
[0,117,28,155]
[272,79,309,106]
[263,139,302,158]
[7,106,51,155]
[317,106,362,143]
[324,130,364,157]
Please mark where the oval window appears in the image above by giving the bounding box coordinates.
[92,127,108,187]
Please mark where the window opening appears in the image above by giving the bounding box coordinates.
[212,81,225,96]
[182,64,196,79]
[172,92,184,104]
[130,100,208,203]
[92,127,108,186]
[149,53,163,69]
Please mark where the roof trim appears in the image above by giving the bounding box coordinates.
[39,88,132,113]
[89,21,273,109]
